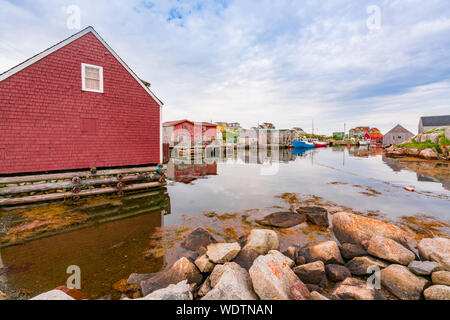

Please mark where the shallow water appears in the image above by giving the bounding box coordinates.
[0,146,449,299]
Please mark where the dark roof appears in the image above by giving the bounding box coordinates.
[385,124,414,135]
[420,115,450,127]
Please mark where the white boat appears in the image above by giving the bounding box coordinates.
[359,139,370,146]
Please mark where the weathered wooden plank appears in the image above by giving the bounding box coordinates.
[0,174,161,195]
[0,166,164,184]
[0,182,165,206]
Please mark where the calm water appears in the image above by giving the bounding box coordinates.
[0,146,449,299]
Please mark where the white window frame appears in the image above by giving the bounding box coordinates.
[81,63,103,93]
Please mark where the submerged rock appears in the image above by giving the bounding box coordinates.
[202,262,258,300]
[423,285,450,300]
[249,250,297,300]
[206,242,241,264]
[325,264,351,282]
[332,212,409,248]
[127,273,154,285]
[366,235,415,265]
[30,289,75,300]
[256,211,306,228]
[290,280,312,300]
[140,257,203,296]
[140,280,193,300]
[418,237,450,271]
[340,243,367,260]
[181,227,217,252]
[432,271,450,286]
[331,277,385,300]
[293,261,326,285]
[346,256,389,276]
[408,261,440,276]
[300,241,344,265]
[242,229,279,255]
[297,206,329,227]
[380,264,429,300]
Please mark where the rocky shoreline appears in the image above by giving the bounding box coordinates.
[27,209,450,301]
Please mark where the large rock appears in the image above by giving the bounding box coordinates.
[140,280,193,300]
[234,248,260,270]
[249,250,297,300]
[380,264,429,300]
[432,271,450,286]
[310,291,330,300]
[293,261,326,285]
[419,148,438,160]
[290,280,312,300]
[30,289,75,300]
[194,254,215,273]
[127,273,154,285]
[206,242,241,264]
[340,243,367,259]
[256,211,306,228]
[346,256,389,276]
[202,262,258,300]
[332,212,409,248]
[197,276,212,297]
[242,229,279,255]
[408,261,439,276]
[366,235,415,265]
[326,264,351,282]
[297,206,329,227]
[423,285,450,300]
[140,257,203,296]
[181,227,217,252]
[300,241,344,265]
[418,238,450,271]
[330,278,385,300]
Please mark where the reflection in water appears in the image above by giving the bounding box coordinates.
[0,189,170,299]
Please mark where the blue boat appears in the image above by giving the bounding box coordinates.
[292,139,315,148]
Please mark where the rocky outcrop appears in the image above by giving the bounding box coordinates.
[293,261,326,285]
[310,291,329,300]
[30,289,75,300]
[346,256,389,276]
[330,278,385,300]
[408,261,439,276]
[366,235,415,265]
[300,241,344,265]
[380,264,429,300]
[419,148,438,160]
[418,237,450,271]
[296,206,329,227]
[423,285,450,300]
[140,280,193,300]
[340,243,367,259]
[256,211,306,228]
[249,250,297,300]
[332,212,409,248]
[432,271,450,286]
[206,242,241,264]
[140,257,203,296]
[181,227,217,252]
[202,262,257,300]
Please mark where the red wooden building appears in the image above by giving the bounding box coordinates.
[162,120,217,147]
[0,27,163,175]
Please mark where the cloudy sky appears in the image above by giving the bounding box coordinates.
[1,0,449,135]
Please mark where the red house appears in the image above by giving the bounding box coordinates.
[0,27,163,175]
[162,120,217,147]
[363,132,383,142]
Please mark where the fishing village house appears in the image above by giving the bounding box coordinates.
[0,26,163,175]
[162,120,217,148]
[418,115,450,133]
[383,124,414,145]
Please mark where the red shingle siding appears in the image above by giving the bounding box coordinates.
[0,32,160,174]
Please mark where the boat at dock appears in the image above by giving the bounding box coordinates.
[358,139,370,146]
[313,141,328,148]
[293,139,315,148]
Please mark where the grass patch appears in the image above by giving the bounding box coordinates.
[398,139,444,154]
